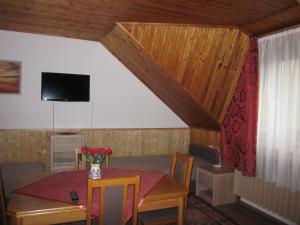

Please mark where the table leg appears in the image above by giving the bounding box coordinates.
[10,217,22,225]
[178,197,184,225]
[183,196,188,222]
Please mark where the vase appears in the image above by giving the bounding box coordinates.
[89,163,102,179]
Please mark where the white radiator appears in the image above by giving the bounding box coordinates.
[234,170,300,225]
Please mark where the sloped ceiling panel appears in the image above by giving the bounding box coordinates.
[243,5,300,36]
[121,23,250,122]
[0,0,299,39]
[101,23,220,130]
[0,0,134,41]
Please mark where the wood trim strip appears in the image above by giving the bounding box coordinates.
[121,22,240,30]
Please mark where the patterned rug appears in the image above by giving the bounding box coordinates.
[186,195,238,225]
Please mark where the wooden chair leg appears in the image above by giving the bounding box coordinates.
[178,197,184,225]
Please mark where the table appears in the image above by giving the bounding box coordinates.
[7,174,187,225]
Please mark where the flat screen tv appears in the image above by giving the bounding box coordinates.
[41,72,90,102]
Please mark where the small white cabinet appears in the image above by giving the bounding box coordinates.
[196,165,236,206]
[50,133,84,173]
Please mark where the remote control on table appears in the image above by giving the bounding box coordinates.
[70,191,79,203]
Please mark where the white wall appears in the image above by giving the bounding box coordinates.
[0,30,187,129]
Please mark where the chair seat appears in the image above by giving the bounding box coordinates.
[138,152,193,225]
[62,217,134,225]
[138,207,177,223]
[61,218,98,225]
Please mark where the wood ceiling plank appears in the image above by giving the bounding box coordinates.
[243,4,300,36]
[127,0,296,28]
[101,23,220,130]
[217,35,249,119]
[0,0,133,40]
[185,29,211,97]
[195,28,226,103]
[0,0,298,39]
[124,23,249,122]
[0,22,98,41]
[202,30,239,109]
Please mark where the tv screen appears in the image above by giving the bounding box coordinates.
[41,72,90,102]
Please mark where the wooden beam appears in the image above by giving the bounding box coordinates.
[101,23,220,130]
[243,4,300,36]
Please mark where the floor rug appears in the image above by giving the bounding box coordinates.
[186,195,238,225]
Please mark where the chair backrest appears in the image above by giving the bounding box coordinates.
[0,168,7,225]
[170,151,194,189]
[86,175,141,225]
[74,148,110,170]
[74,148,87,170]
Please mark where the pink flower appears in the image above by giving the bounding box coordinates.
[90,148,97,156]
[96,148,104,154]
[97,148,112,154]
[81,146,112,164]
[104,148,112,154]
[81,146,88,154]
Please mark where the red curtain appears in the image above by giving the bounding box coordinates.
[220,39,258,176]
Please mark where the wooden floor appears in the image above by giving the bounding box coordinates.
[216,201,288,225]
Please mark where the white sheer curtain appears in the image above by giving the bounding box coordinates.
[257,27,300,191]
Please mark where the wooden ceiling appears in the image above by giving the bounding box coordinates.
[0,0,299,40]
[101,23,249,129]
[122,23,249,122]
[0,0,299,130]
[102,24,221,129]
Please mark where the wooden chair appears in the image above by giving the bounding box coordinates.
[74,148,110,170]
[86,175,141,225]
[138,151,194,225]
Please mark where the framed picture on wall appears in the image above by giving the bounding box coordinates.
[0,59,22,94]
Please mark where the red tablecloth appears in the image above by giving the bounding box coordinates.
[14,168,165,221]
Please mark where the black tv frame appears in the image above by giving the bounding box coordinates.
[41,72,90,102]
